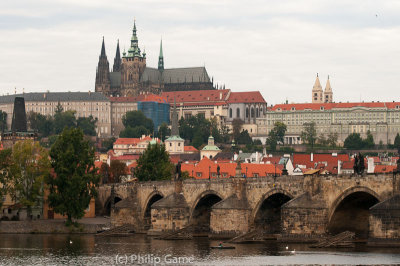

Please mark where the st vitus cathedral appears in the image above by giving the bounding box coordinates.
[95,21,215,97]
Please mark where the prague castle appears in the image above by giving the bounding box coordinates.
[95,21,214,97]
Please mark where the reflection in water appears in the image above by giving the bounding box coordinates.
[0,234,400,265]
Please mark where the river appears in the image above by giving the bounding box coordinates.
[0,234,400,265]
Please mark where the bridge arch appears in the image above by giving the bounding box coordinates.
[327,186,381,238]
[143,191,164,229]
[103,194,123,216]
[190,190,223,234]
[251,189,293,233]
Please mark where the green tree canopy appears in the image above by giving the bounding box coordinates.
[8,140,51,218]
[394,133,400,149]
[27,111,53,137]
[344,133,364,150]
[101,137,116,152]
[134,143,173,181]
[157,122,171,141]
[266,122,287,151]
[76,115,97,136]
[120,125,150,138]
[364,130,375,149]
[236,130,253,145]
[54,110,77,134]
[301,122,317,147]
[122,111,154,133]
[232,118,244,142]
[46,127,99,225]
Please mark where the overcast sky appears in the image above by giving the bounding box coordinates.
[1,0,400,104]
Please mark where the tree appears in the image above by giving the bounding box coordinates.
[236,130,253,145]
[192,131,204,149]
[27,112,53,137]
[394,133,400,149]
[54,110,77,134]
[267,122,287,151]
[46,127,99,225]
[327,132,338,147]
[109,160,127,183]
[301,122,317,148]
[102,137,116,152]
[99,163,110,184]
[8,140,51,218]
[232,118,244,142]
[344,133,364,150]
[0,149,12,209]
[157,122,171,141]
[317,134,328,146]
[364,130,375,149]
[77,115,97,136]
[134,143,173,181]
[119,125,150,138]
[0,110,7,132]
[122,111,154,133]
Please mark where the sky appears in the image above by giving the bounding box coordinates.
[1,0,400,105]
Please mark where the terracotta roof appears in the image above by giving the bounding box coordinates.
[227,91,266,104]
[374,165,397,173]
[184,146,198,152]
[161,90,230,104]
[114,136,152,146]
[271,101,400,111]
[293,154,349,169]
[111,154,139,161]
[181,157,281,179]
[109,94,168,104]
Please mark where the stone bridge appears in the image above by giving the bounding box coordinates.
[97,173,400,244]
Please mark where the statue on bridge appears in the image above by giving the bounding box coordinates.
[175,161,182,180]
[353,153,365,176]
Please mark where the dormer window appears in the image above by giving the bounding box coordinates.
[320,106,324,111]
[291,107,296,111]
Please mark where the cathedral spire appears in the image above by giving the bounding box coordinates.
[127,19,141,57]
[313,73,322,90]
[100,36,106,58]
[113,39,121,72]
[158,38,164,71]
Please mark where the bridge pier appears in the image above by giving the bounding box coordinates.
[210,177,251,238]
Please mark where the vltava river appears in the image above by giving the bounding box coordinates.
[0,234,400,265]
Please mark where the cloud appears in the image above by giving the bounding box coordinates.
[1,0,400,104]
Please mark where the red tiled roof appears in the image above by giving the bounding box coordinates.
[181,157,281,179]
[374,165,397,173]
[114,137,152,146]
[184,146,198,152]
[109,94,168,104]
[341,160,354,169]
[293,154,349,169]
[227,91,266,104]
[272,101,400,111]
[111,155,139,161]
[161,90,230,104]
[262,157,281,164]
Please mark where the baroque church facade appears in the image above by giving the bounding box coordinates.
[95,21,214,97]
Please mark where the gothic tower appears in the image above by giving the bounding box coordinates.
[95,37,111,94]
[324,75,333,103]
[312,73,323,103]
[113,40,121,72]
[120,20,147,96]
[158,39,164,71]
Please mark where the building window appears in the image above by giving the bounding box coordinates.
[236,108,240,118]
[169,143,172,147]
[256,108,259,117]
[246,108,249,118]
[251,108,255,118]
[196,172,202,177]
[178,143,181,146]
[229,108,232,118]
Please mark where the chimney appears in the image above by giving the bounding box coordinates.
[338,160,342,175]
[219,92,222,100]
[43,93,47,99]
[367,157,375,174]
[311,153,314,162]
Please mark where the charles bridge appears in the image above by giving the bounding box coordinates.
[96,171,400,245]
